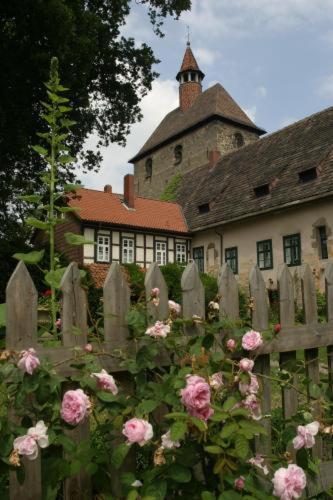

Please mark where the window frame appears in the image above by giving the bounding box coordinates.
[121,237,135,264]
[174,144,183,165]
[145,158,152,179]
[176,242,187,264]
[225,246,238,275]
[256,239,273,270]
[96,234,111,263]
[318,226,328,260]
[283,233,301,267]
[193,246,204,273]
[155,240,167,266]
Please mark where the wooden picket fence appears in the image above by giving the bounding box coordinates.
[4,259,333,499]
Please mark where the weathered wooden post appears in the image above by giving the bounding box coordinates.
[144,262,169,322]
[218,263,239,321]
[104,262,131,347]
[181,261,205,336]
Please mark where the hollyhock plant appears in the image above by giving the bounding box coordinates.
[292,421,320,450]
[239,358,254,372]
[61,389,91,425]
[239,373,259,396]
[272,464,306,500]
[242,330,263,351]
[161,430,181,449]
[91,369,118,395]
[17,348,40,375]
[122,418,153,446]
[168,300,181,315]
[181,375,213,421]
[145,321,170,339]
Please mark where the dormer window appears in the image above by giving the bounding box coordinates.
[174,145,183,165]
[298,167,317,183]
[145,158,152,178]
[254,184,270,197]
[198,203,210,214]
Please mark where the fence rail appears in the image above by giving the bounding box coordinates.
[4,259,333,499]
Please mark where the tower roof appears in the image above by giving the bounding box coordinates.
[176,43,204,80]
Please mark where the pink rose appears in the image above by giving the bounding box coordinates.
[242,394,262,420]
[226,339,236,351]
[61,389,90,425]
[13,435,39,460]
[248,454,269,475]
[152,297,160,307]
[272,464,306,500]
[145,321,170,339]
[168,300,181,315]
[17,348,40,375]
[122,418,153,446]
[161,430,180,449]
[27,421,49,449]
[151,287,160,297]
[55,318,61,330]
[239,358,254,372]
[181,375,213,421]
[234,476,245,491]
[242,330,263,351]
[209,372,223,390]
[91,369,118,394]
[292,421,319,450]
[239,373,259,396]
[84,343,93,353]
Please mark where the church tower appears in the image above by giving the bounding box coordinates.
[131,44,265,199]
[176,41,205,111]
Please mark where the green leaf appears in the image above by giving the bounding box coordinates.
[170,421,187,441]
[239,420,267,436]
[218,491,242,500]
[111,443,130,469]
[32,145,48,156]
[189,416,207,432]
[127,491,139,500]
[167,464,191,483]
[45,267,66,288]
[220,422,238,439]
[59,155,76,164]
[13,249,45,264]
[64,183,83,192]
[204,445,223,454]
[19,194,43,203]
[202,493,216,500]
[26,217,49,230]
[223,396,238,411]
[137,399,159,414]
[0,304,5,328]
[210,411,228,422]
[65,232,94,246]
[164,412,189,420]
[235,434,249,459]
[96,391,117,403]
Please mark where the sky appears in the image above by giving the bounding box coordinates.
[79,0,333,194]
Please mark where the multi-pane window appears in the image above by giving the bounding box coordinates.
[283,234,301,266]
[319,226,328,259]
[193,247,204,273]
[122,238,134,264]
[176,243,187,264]
[225,247,238,274]
[97,235,110,262]
[155,241,167,265]
[257,239,273,270]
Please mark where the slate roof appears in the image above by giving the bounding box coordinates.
[177,106,333,231]
[69,188,188,234]
[129,83,265,162]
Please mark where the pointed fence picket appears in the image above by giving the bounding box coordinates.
[4,258,333,498]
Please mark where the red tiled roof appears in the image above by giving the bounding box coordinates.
[69,188,188,234]
[86,263,109,288]
[179,45,200,72]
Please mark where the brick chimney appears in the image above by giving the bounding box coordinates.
[208,150,221,168]
[124,174,134,208]
[104,184,112,193]
[176,43,204,112]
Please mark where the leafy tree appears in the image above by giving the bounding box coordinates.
[0,0,191,299]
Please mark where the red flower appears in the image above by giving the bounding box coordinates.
[274,323,281,334]
[42,290,52,297]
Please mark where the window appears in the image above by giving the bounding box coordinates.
[155,241,167,265]
[193,247,204,273]
[298,167,317,183]
[254,184,270,197]
[145,158,152,178]
[174,145,183,165]
[319,226,328,259]
[198,203,210,214]
[283,234,301,266]
[234,132,244,148]
[122,238,134,264]
[176,243,187,264]
[257,239,273,270]
[225,247,238,274]
[97,234,110,262]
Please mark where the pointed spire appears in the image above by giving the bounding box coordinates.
[176,42,205,112]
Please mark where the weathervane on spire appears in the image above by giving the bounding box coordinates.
[186,25,190,46]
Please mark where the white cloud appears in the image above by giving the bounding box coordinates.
[318,74,333,98]
[79,79,179,192]
[195,47,218,66]
[243,105,257,122]
[181,0,333,39]
[256,86,267,98]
